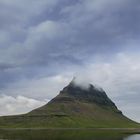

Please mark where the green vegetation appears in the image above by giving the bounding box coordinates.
[0,129,131,140]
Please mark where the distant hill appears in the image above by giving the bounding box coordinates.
[0,79,139,128]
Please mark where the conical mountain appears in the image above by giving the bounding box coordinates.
[28,79,122,116]
[0,79,139,128]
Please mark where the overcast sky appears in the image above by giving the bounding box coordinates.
[0,0,140,122]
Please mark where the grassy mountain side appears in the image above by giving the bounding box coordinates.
[0,81,139,128]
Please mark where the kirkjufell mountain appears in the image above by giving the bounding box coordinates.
[0,79,139,128]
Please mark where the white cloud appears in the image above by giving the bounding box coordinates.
[0,95,46,116]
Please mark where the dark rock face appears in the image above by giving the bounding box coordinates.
[51,81,118,109]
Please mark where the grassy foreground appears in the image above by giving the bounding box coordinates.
[0,128,139,140]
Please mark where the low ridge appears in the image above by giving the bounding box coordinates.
[0,79,139,128]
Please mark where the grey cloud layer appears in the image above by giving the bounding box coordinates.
[1,0,140,67]
[0,0,140,122]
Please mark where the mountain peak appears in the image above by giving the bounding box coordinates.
[68,77,103,92]
[50,80,118,109]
